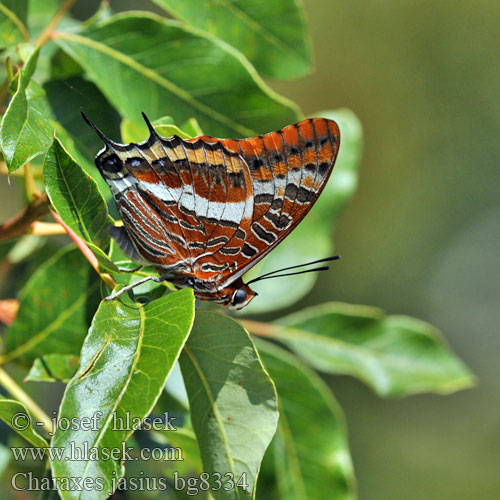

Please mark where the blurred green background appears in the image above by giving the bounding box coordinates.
[2,1,499,499]
[279,2,499,499]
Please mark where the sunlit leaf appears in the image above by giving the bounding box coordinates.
[2,246,100,365]
[51,288,195,500]
[154,0,311,79]
[44,138,113,249]
[53,12,301,138]
[0,46,53,171]
[256,302,475,397]
[257,340,355,500]
[121,115,203,144]
[180,312,278,499]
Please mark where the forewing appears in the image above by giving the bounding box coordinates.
[95,132,254,277]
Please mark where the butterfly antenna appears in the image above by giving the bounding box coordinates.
[246,255,340,285]
[247,266,331,284]
[142,112,158,137]
[81,110,113,146]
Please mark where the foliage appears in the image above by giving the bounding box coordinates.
[0,1,473,499]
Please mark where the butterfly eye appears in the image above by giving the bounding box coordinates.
[232,289,247,306]
[100,154,122,174]
[186,277,196,288]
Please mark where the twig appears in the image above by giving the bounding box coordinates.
[24,163,37,201]
[50,210,116,290]
[30,221,66,236]
[0,367,54,435]
[239,319,276,337]
[0,161,43,178]
[35,0,77,46]
[0,193,50,242]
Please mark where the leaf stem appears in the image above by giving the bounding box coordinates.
[35,0,77,46]
[24,163,37,201]
[50,210,116,289]
[0,367,54,434]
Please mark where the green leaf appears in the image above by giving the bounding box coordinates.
[154,0,311,79]
[25,354,79,382]
[0,46,53,171]
[1,60,113,183]
[28,0,75,40]
[0,1,29,49]
[87,242,120,273]
[0,395,48,448]
[44,138,113,249]
[243,109,363,314]
[2,246,100,365]
[262,302,475,397]
[51,288,195,500]
[2,0,27,25]
[179,311,278,499]
[121,115,203,144]
[153,426,203,472]
[256,340,355,500]
[43,76,121,192]
[53,12,300,138]
[181,116,203,137]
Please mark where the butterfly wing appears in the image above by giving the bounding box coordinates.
[93,129,255,276]
[91,116,339,290]
[191,117,340,287]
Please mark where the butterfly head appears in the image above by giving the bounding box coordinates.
[179,276,257,310]
[222,280,258,310]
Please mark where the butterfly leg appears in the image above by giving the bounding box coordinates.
[117,265,143,273]
[104,275,168,301]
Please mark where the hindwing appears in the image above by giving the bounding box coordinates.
[189,118,340,286]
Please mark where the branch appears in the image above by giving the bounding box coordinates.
[35,0,77,46]
[0,194,50,242]
[31,221,66,236]
[0,161,43,178]
[239,319,276,337]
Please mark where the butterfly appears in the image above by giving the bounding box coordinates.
[82,112,340,309]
